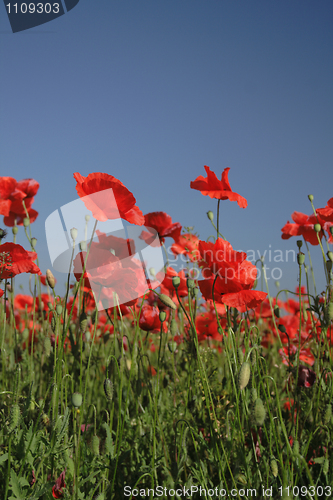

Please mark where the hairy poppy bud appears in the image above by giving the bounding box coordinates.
[159,311,167,323]
[270,457,278,477]
[8,404,20,433]
[104,379,113,401]
[170,319,178,336]
[72,392,82,408]
[238,362,251,390]
[56,304,63,316]
[252,398,266,426]
[92,435,100,456]
[297,252,305,265]
[46,269,56,289]
[159,293,177,310]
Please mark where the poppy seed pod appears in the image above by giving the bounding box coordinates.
[23,218,30,227]
[85,214,91,222]
[186,278,195,289]
[172,276,181,289]
[314,223,321,233]
[12,226,18,235]
[71,392,83,408]
[308,194,314,202]
[56,304,63,316]
[296,240,303,249]
[327,251,333,263]
[207,211,214,221]
[31,237,37,249]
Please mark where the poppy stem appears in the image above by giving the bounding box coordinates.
[216,199,220,240]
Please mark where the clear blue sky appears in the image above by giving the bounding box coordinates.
[1,0,332,298]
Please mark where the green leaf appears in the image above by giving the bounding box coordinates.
[0,453,8,465]
[102,423,113,457]
[10,468,23,500]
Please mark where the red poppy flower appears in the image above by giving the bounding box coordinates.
[52,469,66,499]
[95,230,136,259]
[0,242,41,279]
[0,177,39,226]
[73,245,142,308]
[139,304,166,332]
[281,212,325,246]
[171,232,201,263]
[159,267,188,298]
[73,172,144,225]
[139,212,181,246]
[190,166,247,208]
[195,310,223,342]
[317,198,333,222]
[198,238,266,312]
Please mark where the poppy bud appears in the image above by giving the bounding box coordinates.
[330,227,333,237]
[278,324,286,333]
[296,240,303,249]
[31,237,37,249]
[43,336,51,357]
[46,269,56,289]
[92,435,100,456]
[207,211,214,221]
[72,392,82,408]
[323,404,332,425]
[8,404,20,433]
[104,379,113,401]
[238,362,251,390]
[85,214,91,222]
[297,252,305,265]
[327,302,333,321]
[56,304,63,316]
[159,311,167,323]
[274,305,280,318]
[314,223,321,233]
[270,457,278,478]
[293,439,300,456]
[12,226,18,235]
[327,251,333,263]
[326,260,332,274]
[23,218,30,227]
[252,398,266,426]
[159,294,177,310]
[250,388,257,404]
[149,267,156,277]
[186,278,195,289]
[51,316,56,332]
[308,194,314,202]
[170,319,178,336]
[79,311,88,333]
[237,347,244,364]
[79,241,87,251]
[172,276,181,289]
[323,459,329,475]
[70,228,78,241]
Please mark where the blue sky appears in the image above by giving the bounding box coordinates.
[1,0,332,299]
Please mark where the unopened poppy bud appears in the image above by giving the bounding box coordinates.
[12,226,18,235]
[327,302,333,320]
[323,458,329,475]
[297,252,305,265]
[238,362,251,390]
[79,311,88,333]
[327,251,333,263]
[170,319,178,335]
[8,404,20,433]
[23,218,30,227]
[70,228,78,241]
[159,311,167,323]
[274,305,280,318]
[56,304,63,316]
[31,237,37,249]
[252,398,266,426]
[46,269,56,289]
[172,276,181,289]
[85,214,91,222]
[72,392,82,408]
[79,241,87,251]
[275,281,280,288]
[278,324,286,333]
[104,379,113,401]
[187,278,195,289]
[314,223,321,233]
[92,435,100,456]
[296,240,303,249]
[330,226,333,237]
[326,260,332,274]
[159,293,177,310]
[207,211,214,221]
[308,194,314,202]
[270,457,278,478]
[149,267,156,277]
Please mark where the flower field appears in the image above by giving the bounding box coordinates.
[0,169,333,499]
